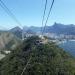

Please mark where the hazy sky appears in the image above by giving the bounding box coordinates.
[0,0,75,29]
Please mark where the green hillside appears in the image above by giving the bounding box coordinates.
[0,36,75,75]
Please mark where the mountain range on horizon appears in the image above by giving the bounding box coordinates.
[1,22,75,30]
[9,23,75,37]
[0,23,75,39]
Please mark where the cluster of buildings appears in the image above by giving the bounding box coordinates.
[43,33,75,40]
[22,31,75,40]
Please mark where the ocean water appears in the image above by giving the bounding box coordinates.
[59,40,75,57]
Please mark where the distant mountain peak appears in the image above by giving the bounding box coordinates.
[53,22,65,26]
[10,26,22,39]
[10,26,22,32]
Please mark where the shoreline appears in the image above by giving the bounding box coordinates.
[57,39,75,45]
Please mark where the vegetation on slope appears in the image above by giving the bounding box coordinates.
[0,36,75,75]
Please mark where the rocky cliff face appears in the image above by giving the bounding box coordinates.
[0,32,21,50]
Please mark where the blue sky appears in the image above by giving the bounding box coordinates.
[0,0,75,29]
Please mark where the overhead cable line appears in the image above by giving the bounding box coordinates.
[0,0,22,27]
[21,57,31,75]
[41,0,47,34]
[42,0,54,34]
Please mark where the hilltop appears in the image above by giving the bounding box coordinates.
[0,36,75,75]
[10,26,22,39]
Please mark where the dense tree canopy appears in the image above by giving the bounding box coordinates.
[0,36,75,75]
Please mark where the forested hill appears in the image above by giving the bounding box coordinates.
[0,36,75,75]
